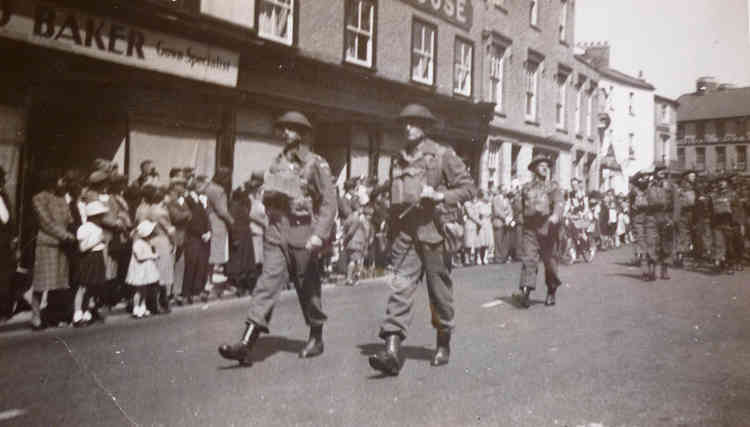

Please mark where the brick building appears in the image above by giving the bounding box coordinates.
[676,77,750,175]
[478,0,601,192]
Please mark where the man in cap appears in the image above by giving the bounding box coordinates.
[628,171,650,269]
[218,111,337,364]
[711,174,736,273]
[516,155,564,308]
[674,169,697,268]
[167,177,192,305]
[367,104,475,376]
[643,164,676,281]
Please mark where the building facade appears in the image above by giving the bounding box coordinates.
[676,77,750,176]
[654,94,678,168]
[477,0,601,192]
[578,42,655,194]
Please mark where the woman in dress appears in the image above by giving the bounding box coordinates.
[135,185,175,314]
[463,196,480,266]
[475,190,494,265]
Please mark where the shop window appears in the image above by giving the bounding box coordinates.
[453,38,473,96]
[345,0,375,68]
[258,0,294,46]
[677,147,685,169]
[411,19,436,86]
[525,53,542,121]
[489,44,507,112]
[559,0,568,42]
[695,147,705,170]
[737,146,747,171]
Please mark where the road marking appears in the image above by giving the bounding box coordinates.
[481,300,504,308]
[0,409,27,421]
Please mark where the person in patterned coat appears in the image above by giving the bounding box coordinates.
[31,169,75,329]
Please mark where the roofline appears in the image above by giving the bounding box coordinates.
[655,94,679,105]
[598,68,656,90]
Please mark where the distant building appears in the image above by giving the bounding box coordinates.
[654,95,679,168]
[577,43,656,194]
[676,77,750,175]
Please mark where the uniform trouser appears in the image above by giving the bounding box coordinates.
[694,221,712,258]
[644,214,673,263]
[631,213,646,256]
[379,233,453,341]
[493,226,508,261]
[731,224,745,263]
[519,226,562,292]
[676,211,694,254]
[245,242,327,333]
[712,224,734,262]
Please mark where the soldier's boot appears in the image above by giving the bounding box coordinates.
[299,325,324,358]
[660,263,671,280]
[218,322,261,365]
[648,262,657,282]
[431,331,451,367]
[368,334,403,376]
[519,286,532,308]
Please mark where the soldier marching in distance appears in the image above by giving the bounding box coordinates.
[218,111,337,365]
[368,104,475,376]
[628,171,650,269]
[711,174,735,274]
[516,155,564,309]
[674,169,697,268]
[693,176,714,264]
[643,164,676,281]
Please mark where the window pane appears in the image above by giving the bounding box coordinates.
[413,22,422,50]
[361,3,372,32]
[346,0,358,27]
[357,34,369,60]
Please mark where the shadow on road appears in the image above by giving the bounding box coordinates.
[497,295,545,309]
[217,336,306,370]
[357,343,433,362]
[609,272,646,280]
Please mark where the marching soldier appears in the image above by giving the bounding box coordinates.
[674,169,697,268]
[643,164,676,281]
[693,176,713,262]
[368,104,475,376]
[730,176,747,271]
[711,174,735,274]
[517,155,564,308]
[218,111,337,365]
[628,171,650,268]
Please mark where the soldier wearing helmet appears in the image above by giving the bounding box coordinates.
[516,154,565,308]
[674,169,697,268]
[368,104,475,376]
[628,171,650,267]
[642,163,676,281]
[219,110,337,365]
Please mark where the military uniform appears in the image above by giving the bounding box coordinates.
[219,111,337,364]
[693,182,713,261]
[628,173,649,265]
[711,177,734,273]
[643,167,676,280]
[674,174,697,267]
[730,181,747,270]
[518,173,564,302]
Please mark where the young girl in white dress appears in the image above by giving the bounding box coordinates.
[126,220,160,318]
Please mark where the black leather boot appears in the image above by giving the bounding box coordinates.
[660,264,670,280]
[368,334,403,376]
[299,325,324,358]
[218,322,261,365]
[431,331,450,367]
[518,286,532,308]
[159,287,171,314]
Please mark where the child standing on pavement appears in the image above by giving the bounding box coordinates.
[126,220,160,318]
[73,201,109,327]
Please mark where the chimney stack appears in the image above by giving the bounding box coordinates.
[579,41,610,69]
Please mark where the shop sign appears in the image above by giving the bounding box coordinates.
[0,1,239,87]
[398,0,473,30]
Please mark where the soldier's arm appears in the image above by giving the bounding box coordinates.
[440,150,476,206]
[551,188,564,220]
[312,160,338,241]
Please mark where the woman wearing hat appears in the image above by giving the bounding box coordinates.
[126,220,160,318]
[516,155,564,308]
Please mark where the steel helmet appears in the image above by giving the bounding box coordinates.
[398,104,436,123]
[275,111,312,130]
[528,154,554,172]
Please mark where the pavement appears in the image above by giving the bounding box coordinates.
[1,245,749,427]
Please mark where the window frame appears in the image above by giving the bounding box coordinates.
[556,68,570,129]
[586,89,594,138]
[343,0,377,69]
[524,51,544,122]
[696,122,705,140]
[715,120,726,139]
[574,81,583,135]
[257,0,296,46]
[695,147,706,170]
[410,17,438,87]
[677,147,686,169]
[530,0,539,28]
[559,0,568,43]
[453,36,474,97]
[628,92,635,115]
[716,146,726,171]
[737,145,747,171]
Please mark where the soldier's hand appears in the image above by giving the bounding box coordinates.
[420,185,445,202]
[305,234,323,251]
